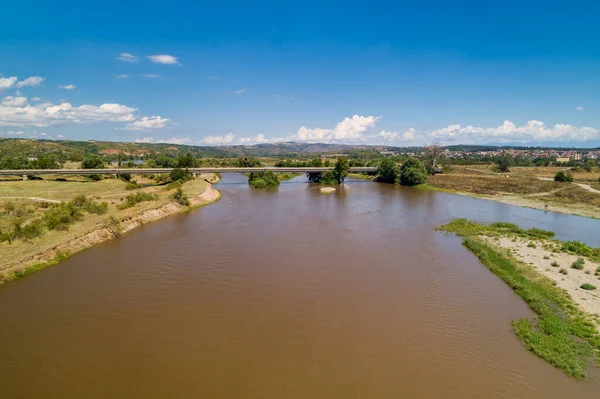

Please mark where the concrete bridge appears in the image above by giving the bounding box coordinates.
[0,167,378,179]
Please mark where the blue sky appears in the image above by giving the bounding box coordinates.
[1,0,599,147]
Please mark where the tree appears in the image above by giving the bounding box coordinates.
[248,170,279,188]
[496,154,514,173]
[424,144,443,174]
[554,171,573,182]
[237,156,261,167]
[33,154,60,169]
[170,168,191,182]
[81,155,105,169]
[310,157,324,167]
[177,153,197,168]
[376,158,398,183]
[399,157,427,186]
[332,156,349,184]
[583,159,596,172]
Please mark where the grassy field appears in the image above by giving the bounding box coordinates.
[439,219,600,379]
[0,174,214,282]
[428,167,600,218]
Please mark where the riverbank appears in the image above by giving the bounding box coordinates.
[0,174,221,284]
[426,172,600,219]
[439,219,600,379]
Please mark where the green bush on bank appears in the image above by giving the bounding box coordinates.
[117,191,157,210]
[170,187,190,206]
[555,171,574,182]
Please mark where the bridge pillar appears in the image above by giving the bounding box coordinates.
[22,174,28,181]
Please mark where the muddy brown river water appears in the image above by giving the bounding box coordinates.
[1,174,600,398]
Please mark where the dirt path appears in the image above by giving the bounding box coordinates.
[0,196,61,203]
[535,177,600,194]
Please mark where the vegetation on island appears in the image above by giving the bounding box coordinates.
[248,170,280,188]
[306,156,349,185]
[375,157,428,186]
[438,219,600,379]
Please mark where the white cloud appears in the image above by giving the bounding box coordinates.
[2,96,28,107]
[0,97,138,128]
[157,137,193,145]
[123,116,170,131]
[402,128,417,141]
[575,106,585,111]
[7,130,24,135]
[428,120,599,144]
[146,54,180,65]
[117,53,138,63]
[379,130,398,141]
[16,76,44,88]
[58,84,76,90]
[141,74,161,79]
[235,88,246,94]
[0,77,17,91]
[135,137,155,143]
[203,133,235,145]
[297,115,380,142]
[57,134,64,139]
[31,97,42,102]
[116,74,130,79]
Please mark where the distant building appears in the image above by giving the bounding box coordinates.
[556,157,570,163]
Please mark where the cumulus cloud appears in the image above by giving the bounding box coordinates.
[297,115,380,142]
[157,137,193,145]
[428,120,599,144]
[16,76,44,88]
[135,137,155,143]
[117,53,138,63]
[31,97,42,102]
[203,133,235,145]
[141,74,161,79]
[147,55,180,65]
[0,77,17,91]
[235,88,246,95]
[58,84,76,90]
[2,96,28,107]
[116,74,130,79]
[575,106,585,111]
[57,134,64,139]
[123,116,170,131]
[0,97,137,127]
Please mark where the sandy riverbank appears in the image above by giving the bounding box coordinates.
[0,183,221,283]
[482,236,600,319]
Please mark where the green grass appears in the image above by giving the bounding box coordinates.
[439,219,600,379]
[580,284,597,291]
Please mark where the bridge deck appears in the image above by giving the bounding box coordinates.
[0,167,378,176]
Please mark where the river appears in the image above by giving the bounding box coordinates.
[1,174,599,398]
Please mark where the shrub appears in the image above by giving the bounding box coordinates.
[117,173,132,182]
[117,191,157,210]
[4,201,16,214]
[527,242,537,248]
[248,170,279,188]
[376,158,398,183]
[398,158,427,186]
[559,268,568,275]
[126,182,142,190]
[580,283,596,291]
[170,187,190,206]
[595,267,600,276]
[11,218,44,241]
[554,171,573,182]
[543,255,550,260]
[81,154,105,169]
[562,240,591,256]
[571,258,585,270]
[551,261,559,267]
[170,168,191,182]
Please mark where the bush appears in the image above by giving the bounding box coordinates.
[527,242,537,248]
[248,170,279,188]
[117,173,132,182]
[170,168,191,182]
[117,191,157,210]
[551,261,559,267]
[376,158,398,183]
[595,267,600,276]
[170,187,190,206]
[398,158,427,186]
[559,268,568,275]
[554,171,573,182]
[4,201,15,214]
[81,155,105,169]
[11,218,44,241]
[571,258,585,270]
[125,182,142,190]
[580,283,597,291]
